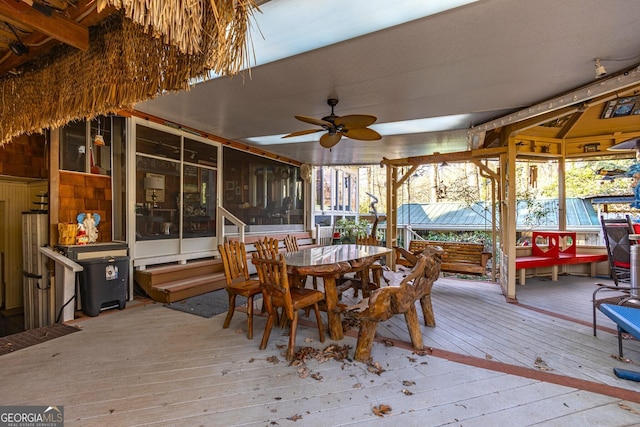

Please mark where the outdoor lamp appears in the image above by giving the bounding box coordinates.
[144,176,164,208]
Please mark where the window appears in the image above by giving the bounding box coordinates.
[135,124,219,241]
[222,147,303,226]
[60,115,118,176]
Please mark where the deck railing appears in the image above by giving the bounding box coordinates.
[217,206,246,243]
[315,224,422,248]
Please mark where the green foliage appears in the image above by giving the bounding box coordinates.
[517,187,552,227]
[335,217,370,242]
[541,159,635,198]
[416,230,492,249]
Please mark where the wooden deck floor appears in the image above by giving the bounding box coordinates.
[1,271,640,426]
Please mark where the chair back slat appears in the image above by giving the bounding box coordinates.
[356,235,378,246]
[284,235,299,252]
[218,240,250,284]
[252,252,294,320]
[255,237,279,258]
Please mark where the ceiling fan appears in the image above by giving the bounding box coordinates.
[283,98,382,148]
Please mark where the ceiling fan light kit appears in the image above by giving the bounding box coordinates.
[283,98,381,148]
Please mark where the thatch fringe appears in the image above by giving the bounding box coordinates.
[0,1,257,146]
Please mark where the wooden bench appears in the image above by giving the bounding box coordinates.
[229,231,317,252]
[396,240,491,275]
[515,231,608,284]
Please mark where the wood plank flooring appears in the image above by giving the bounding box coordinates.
[1,271,640,426]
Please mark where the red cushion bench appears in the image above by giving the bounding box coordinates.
[516,231,608,284]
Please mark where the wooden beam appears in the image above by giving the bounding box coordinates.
[556,111,584,139]
[0,0,89,50]
[0,2,109,75]
[380,146,507,167]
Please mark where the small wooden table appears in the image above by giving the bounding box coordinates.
[283,244,392,340]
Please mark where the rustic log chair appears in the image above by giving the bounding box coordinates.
[283,234,298,252]
[254,236,279,257]
[252,251,326,361]
[356,235,389,286]
[218,241,262,339]
[347,246,442,362]
[284,234,319,290]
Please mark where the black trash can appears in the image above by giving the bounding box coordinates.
[77,256,129,317]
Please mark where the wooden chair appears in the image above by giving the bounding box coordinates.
[356,235,390,286]
[347,246,442,361]
[218,241,262,339]
[254,237,279,258]
[284,234,318,290]
[252,251,325,361]
[284,234,299,252]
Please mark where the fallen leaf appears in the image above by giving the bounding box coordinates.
[304,337,313,343]
[402,380,416,386]
[266,355,280,364]
[610,354,634,364]
[485,354,493,360]
[401,389,413,395]
[367,361,385,375]
[234,328,244,334]
[311,372,323,381]
[287,414,303,421]
[619,403,640,415]
[372,404,392,417]
[382,339,394,347]
[534,356,552,371]
[297,366,310,378]
[413,347,433,356]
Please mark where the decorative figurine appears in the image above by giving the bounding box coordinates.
[76,212,101,243]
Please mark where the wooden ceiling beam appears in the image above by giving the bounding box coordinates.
[0,0,89,51]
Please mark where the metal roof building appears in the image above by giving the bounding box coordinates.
[394,198,604,231]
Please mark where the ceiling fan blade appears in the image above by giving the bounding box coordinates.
[344,127,382,141]
[282,128,324,138]
[334,114,377,128]
[320,132,342,148]
[295,115,333,127]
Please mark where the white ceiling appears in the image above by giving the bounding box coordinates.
[135,0,640,166]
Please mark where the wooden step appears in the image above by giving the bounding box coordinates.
[135,259,224,288]
[134,259,228,304]
[143,273,227,304]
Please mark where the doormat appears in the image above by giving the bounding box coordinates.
[165,289,260,319]
[0,323,81,356]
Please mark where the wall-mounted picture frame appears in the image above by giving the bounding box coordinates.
[601,96,640,119]
[235,187,241,195]
[226,181,234,190]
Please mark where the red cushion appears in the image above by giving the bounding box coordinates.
[614,261,630,269]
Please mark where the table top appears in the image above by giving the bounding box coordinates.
[283,244,391,267]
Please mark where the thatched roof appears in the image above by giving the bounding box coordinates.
[0,0,257,146]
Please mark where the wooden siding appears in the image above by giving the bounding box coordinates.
[0,180,47,310]
[59,171,112,243]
